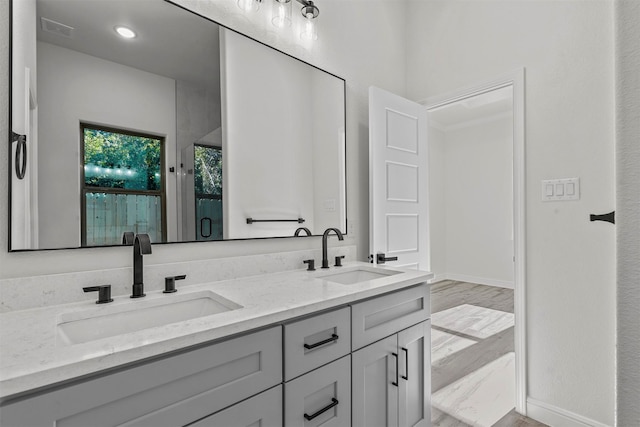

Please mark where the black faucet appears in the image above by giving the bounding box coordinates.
[294,227,312,236]
[131,234,152,298]
[321,228,344,269]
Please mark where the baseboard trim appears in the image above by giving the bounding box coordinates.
[527,398,611,427]
[429,273,449,284]
[444,273,514,289]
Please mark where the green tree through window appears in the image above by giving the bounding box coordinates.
[194,145,223,241]
[83,128,161,190]
[81,124,165,246]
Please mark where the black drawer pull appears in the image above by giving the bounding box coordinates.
[304,398,339,421]
[392,352,399,386]
[304,334,339,350]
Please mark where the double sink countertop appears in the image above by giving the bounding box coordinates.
[0,262,433,402]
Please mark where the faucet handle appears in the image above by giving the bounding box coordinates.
[303,259,316,271]
[164,275,186,293]
[334,255,345,267]
[83,285,113,304]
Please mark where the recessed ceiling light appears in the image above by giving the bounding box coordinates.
[114,26,136,39]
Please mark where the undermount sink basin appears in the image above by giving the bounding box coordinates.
[317,266,402,285]
[57,290,242,346]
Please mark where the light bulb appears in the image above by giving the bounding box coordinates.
[300,18,317,40]
[114,26,136,39]
[272,0,292,28]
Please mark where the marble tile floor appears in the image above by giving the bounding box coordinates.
[430,280,547,427]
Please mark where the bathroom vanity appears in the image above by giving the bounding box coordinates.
[0,263,432,426]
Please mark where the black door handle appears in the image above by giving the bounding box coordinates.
[590,211,615,224]
[13,133,27,180]
[377,253,398,264]
[200,217,212,238]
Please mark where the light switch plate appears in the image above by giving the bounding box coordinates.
[542,178,580,201]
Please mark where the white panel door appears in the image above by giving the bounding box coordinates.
[369,87,428,270]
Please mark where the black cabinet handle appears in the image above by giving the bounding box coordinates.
[377,253,398,264]
[304,398,339,421]
[392,352,399,386]
[401,347,409,380]
[304,334,338,350]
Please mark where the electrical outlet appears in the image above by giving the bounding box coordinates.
[348,220,356,237]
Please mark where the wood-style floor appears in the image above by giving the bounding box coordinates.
[430,280,547,427]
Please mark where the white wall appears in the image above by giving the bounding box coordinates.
[0,0,408,278]
[220,28,315,238]
[616,0,640,424]
[36,42,177,248]
[428,125,447,281]
[9,0,36,249]
[310,70,346,234]
[430,114,514,287]
[176,79,220,153]
[406,1,615,425]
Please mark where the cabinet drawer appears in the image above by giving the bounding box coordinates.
[0,326,282,427]
[284,307,350,381]
[188,385,282,427]
[284,355,351,427]
[351,284,429,350]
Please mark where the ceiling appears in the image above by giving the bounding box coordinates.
[36,0,220,91]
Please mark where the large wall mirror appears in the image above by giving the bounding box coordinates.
[9,0,347,251]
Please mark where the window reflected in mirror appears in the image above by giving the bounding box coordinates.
[81,124,165,246]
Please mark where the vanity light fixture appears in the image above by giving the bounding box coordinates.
[298,0,319,40]
[114,26,136,39]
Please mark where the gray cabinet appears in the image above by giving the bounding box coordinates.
[1,284,431,427]
[284,355,351,427]
[351,284,431,427]
[189,385,283,427]
[0,327,282,427]
[351,285,430,351]
[283,307,352,427]
[352,321,430,427]
[283,307,350,381]
[352,320,431,427]
[352,334,399,427]
[397,321,431,427]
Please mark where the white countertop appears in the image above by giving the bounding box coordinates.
[0,262,432,401]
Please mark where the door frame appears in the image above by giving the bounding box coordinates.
[420,68,527,415]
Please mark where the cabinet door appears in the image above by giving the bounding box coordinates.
[284,355,351,427]
[352,335,399,427]
[189,385,282,427]
[398,321,430,427]
[0,327,282,427]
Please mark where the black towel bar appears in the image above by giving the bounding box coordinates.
[246,217,305,224]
